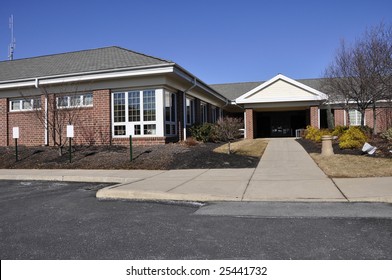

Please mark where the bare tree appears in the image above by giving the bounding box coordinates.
[323,22,392,133]
[20,85,86,155]
[214,117,243,154]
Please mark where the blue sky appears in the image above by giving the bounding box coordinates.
[1,0,391,84]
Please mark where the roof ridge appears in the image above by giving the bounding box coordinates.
[113,46,173,64]
[0,46,173,65]
[0,46,117,64]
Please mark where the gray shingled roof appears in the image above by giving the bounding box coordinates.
[210,78,326,100]
[0,46,172,82]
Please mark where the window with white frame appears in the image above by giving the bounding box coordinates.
[200,101,207,123]
[186,97,195,125]
[56,93,93,108]
[165,91,176,135]
[9,97,41,112]
[349,109,363,126]
[112,89,157,136]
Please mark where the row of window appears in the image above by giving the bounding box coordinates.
[9,94,93,112]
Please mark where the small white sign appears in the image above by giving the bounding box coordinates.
[67,125,74,138]
[13,127,19,139]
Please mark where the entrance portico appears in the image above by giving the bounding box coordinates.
[237,74,327,139]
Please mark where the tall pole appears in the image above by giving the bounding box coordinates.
[8,15,16,61]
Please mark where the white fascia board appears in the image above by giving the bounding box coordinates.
[235,74,328,103]
[0,64,175,90]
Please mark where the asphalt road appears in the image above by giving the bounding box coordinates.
[0,180,391,260]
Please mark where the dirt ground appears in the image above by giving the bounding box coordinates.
[0,139,267,170]
[297,138,392,178]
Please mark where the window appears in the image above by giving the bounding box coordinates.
[211,106,218,123]
[143,90,156,121]
[112,89,158,137]
[186,97,195,125]
[113,92,126,123]
[114,125,126,136]
[165,91,176,135]
[349,109,363,126]
[9,97,41,112]
[128,91,140,122]
[200,102,207,123]
[144,124,156,135]
[57,93,93,108]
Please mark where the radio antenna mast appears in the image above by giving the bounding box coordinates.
[8,14,16,60]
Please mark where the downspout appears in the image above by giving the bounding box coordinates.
[35,78,48,145]
[182,77,197,141]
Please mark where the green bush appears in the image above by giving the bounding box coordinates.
[381,128,392,142]
[189,123,216,143]
[304,126,331,142]
[339,126,368,149]
[331,125,349,137]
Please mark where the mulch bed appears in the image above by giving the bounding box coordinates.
[297,136,392,158]
[0,142,260,170]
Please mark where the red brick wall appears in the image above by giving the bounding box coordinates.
[245,109,254,139]
[8,110,45,146]
[0,98,8,146]
[46,90,112,146]
[112,136,168,146]
[377,107,392,131]
[310,106,319,128]
[334,109,346,126]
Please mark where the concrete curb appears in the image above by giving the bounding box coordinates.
[0,174,130,184]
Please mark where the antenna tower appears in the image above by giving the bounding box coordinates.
[8,14,16,60]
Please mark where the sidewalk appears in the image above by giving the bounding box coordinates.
[0,138,391,203]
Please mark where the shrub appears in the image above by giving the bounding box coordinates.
[331,125,349,137]
[381,128,392,143]
[339,126,368,149]
[189,123,216,143]
[304,126,331,142]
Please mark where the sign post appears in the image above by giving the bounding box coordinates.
[13,127,19,162]
[67,125,74,163]
[129,135,133,162]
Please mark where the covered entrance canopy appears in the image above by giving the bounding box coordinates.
[235,74,328,138]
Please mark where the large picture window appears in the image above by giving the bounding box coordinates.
[112,89,158,137]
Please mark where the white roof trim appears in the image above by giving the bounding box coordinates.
[235,74,328,104]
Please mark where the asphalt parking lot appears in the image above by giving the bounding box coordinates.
[1,180,392,259]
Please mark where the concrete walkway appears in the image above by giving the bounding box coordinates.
[0,138,391,203]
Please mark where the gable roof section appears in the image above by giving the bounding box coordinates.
[0,46,172,82]
[235,74,328,104]
[210,81,263,100]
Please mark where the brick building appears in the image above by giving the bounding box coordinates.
[0,47,227,146]
[0,47,391,147]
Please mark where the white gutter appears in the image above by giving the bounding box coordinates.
[182,77,197,140]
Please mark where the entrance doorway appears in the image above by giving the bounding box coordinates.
[255,110,307,137]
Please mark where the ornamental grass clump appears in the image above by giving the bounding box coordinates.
[338,126,368,149]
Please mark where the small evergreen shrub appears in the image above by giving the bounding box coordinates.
[304,126,331,142]
[189,123,216,143]
[331,125,349,137]
[338,126,368,149]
